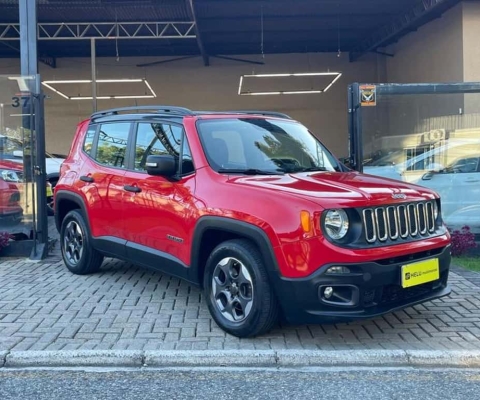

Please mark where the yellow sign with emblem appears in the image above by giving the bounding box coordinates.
[401,258,439,288]
[360,84,377,107]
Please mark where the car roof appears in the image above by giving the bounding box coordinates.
[89,106,293,123]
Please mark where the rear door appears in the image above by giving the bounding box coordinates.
[80,122,131,241]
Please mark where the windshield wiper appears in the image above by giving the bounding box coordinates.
[217,168,285,175]
[291,167,329,173]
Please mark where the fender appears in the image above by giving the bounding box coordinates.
[190,216,281,284]
[54,190,90,233]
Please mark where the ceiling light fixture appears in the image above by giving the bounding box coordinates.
[238,72,342,95]
[41,78,157,100]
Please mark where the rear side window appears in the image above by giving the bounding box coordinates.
[83,125,97,155]
[94,123,131,168]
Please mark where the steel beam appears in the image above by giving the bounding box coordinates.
[186,0,209,66]
[349,0,460,62]
[0,22,196,41]
[20,0,48,260]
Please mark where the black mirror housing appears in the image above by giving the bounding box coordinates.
[146,155,177,177]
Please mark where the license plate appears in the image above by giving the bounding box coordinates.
[401,258,439,288]
[46,186,53,197]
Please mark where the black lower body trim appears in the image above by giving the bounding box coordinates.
[273,245,452,324]
[91,236,199,286]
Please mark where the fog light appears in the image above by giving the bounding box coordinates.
[324,287,334,299]
[326,266,351,275]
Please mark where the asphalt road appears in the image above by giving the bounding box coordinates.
[1,367,479,400]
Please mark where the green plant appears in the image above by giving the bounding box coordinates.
[448,225,477,257]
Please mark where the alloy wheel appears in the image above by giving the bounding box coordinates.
[211,257,254,322]
[63,220,84,265]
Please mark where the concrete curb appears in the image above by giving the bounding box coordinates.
[2,349,480,369]
[4,350,144,368]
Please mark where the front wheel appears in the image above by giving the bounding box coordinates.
[203,239,279,338]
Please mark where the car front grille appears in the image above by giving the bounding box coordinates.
[362,201,437,244]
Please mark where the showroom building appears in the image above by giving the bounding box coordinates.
[0,0,480,257]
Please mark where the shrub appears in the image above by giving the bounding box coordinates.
[0,231,12,251]
[449,225,477,257]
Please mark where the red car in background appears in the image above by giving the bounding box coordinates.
[0,159,54,223]
[0,159,23,221]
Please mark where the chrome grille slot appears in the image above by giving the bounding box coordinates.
[361,201,437,245]
[426,202,435,232]
[386,206,399,240]
[363,209,376,243]
[407,204,418,236]
[398,205,408,238]
[375,207,388,242]
[417,203,427,235]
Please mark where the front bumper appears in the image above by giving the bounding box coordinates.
[274,245,451,324]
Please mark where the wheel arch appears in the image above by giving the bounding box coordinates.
[190,216,280,288]
[54,190,90,234]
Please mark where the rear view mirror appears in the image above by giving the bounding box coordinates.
[146,155,177,177]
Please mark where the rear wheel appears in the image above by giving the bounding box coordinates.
[60,209,103,275]
[203,239,279,338]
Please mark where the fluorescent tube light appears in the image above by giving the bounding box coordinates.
[41,78,156,100]
[238,72,342,96]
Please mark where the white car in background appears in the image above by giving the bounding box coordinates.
[363,138,480,183]
[0,134,65,186]
[412,155,480,234]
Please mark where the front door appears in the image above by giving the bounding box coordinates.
[122,121,196,265]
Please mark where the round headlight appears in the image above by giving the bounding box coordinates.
[0,169,21,183]
[324,209,349,240]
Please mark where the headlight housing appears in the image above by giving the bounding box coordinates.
[0,169,21,183]
[323,209,349,240]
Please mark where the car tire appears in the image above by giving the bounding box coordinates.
[60,209,103,275]
[203,239,279,338]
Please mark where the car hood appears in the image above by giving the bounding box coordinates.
[0,160,22,171]
[7,157,63,175]
[229,171,436,208]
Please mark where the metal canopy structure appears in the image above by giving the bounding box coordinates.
[0,0,464,64]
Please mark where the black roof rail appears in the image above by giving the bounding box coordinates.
[91,106,195,119]
[228,110,292,119]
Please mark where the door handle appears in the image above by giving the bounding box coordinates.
[466,179,479,183]
[80,176,94,183]
[124,185,142,193]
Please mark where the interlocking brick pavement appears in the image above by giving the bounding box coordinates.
[0,218,479,353]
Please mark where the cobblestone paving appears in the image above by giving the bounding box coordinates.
[0,219,479,352]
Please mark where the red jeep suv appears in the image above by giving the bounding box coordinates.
[54,106,451,337]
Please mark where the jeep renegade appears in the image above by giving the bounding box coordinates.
[54,106,451,337]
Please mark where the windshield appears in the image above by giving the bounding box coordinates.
[197,118,340,174]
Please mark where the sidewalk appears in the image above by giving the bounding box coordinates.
[1,218,480,367]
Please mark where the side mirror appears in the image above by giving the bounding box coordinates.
[146,155,177,177]
[422,171,435,180]
[13,150,23,158]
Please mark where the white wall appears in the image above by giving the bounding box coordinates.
[0,52,381,157]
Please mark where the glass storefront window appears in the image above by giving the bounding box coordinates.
[0,75,38,244]
[361,91,480,235]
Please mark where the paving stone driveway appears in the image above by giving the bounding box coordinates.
[1,219,480,352]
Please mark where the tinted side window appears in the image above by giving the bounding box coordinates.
[95,123,130,168]
[83,125,97,156]
[134,122,194,175]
